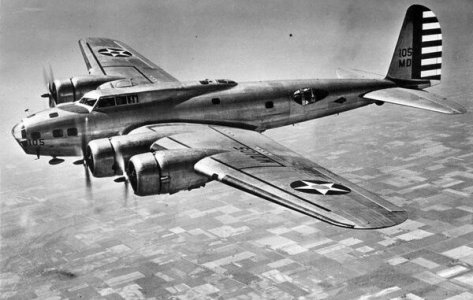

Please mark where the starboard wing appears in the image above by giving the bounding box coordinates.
[78,37,178,84]
[144,124,407,229]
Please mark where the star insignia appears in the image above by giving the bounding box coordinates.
[98,48,132,58]
[290,180,351,195]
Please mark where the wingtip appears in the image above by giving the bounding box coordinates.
[441,102,467,114]
[352,210,408,230]
[450,105,467,115]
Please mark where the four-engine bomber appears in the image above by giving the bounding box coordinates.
[12,5,466,229]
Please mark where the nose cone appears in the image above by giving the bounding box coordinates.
[12,122,23,140]
[12,121,28,152]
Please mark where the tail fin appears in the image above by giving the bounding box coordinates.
[387,5,442,83]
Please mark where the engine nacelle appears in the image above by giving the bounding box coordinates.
[127,149,222,196]
[86,132,163,177]
[52,75,124,105]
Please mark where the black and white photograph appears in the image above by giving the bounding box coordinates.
[1,0,473,299]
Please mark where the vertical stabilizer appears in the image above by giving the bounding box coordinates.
[387,5,442,82]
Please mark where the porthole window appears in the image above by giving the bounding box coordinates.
[67,128,78,136]
[31,132,41,139]
[52,129,63,138]
[265,101,274,109]
[212,98,220,105]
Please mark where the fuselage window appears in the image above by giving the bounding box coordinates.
[293,90,302,104]
[49,112,59,118]
[212,98,220,105]
[292,88,328,105]
[52,129,63,138]
[265,101,274,109]
[116,96,127,106]
[302,88,314,104]
[127,95,138,104]
[67,128,78,136]
[97,97,116,108]
[31,132,41,139]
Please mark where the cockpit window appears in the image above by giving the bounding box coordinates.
[97,97,116,108]
[79,97,97,106]
[116,96,127,105]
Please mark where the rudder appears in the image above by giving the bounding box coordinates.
[387,5,442,82]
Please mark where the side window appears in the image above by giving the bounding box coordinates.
[67,128,78,136]
[52,129,63,138]
[127,95,139,104]
[293,90,302,105]
[31,132,41,139]
[116,96,127,105]
[302,88,314,104]
[97,97,116,108]
[292,88,328,105]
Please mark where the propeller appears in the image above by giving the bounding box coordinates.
[41,65,57,108]
[74,116,93,193]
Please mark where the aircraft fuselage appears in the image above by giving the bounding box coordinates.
[13,78,395,157]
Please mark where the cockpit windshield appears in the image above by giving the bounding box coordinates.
[78,97,97,107]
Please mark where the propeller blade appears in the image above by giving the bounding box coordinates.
[84,162,92,196]
[123,179,129,202]
[114,176,127,183]
[42,65,50,88]
[47,64,54,84]
[42,64,56,107]
[73,159,84,165]
[49,157,65,165]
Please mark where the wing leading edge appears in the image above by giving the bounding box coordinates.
[78,37,178,84]
[143,124,407,229]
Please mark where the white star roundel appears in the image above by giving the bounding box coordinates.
[290,180,351,195]
[98,48,132,57]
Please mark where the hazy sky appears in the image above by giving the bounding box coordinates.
[1,0,472,161]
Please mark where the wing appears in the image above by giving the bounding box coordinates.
[146,124,407,229]
[363,87,466,114]
[78,37,178,84]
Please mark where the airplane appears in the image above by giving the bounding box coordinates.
[12,5,465,230]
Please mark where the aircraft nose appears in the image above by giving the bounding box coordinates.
[11,121,28,152]
[12,121,23,141]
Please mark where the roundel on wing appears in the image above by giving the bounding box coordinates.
[98,48,132,57]
[290,180,351,195]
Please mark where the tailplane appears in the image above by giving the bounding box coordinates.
[386,5,442,86]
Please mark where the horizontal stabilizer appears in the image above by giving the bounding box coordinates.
[336,68,384,80]
[363,87,466,114]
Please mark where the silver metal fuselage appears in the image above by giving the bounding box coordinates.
[13,78,395,157]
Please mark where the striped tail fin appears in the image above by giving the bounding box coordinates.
[387,5,442,84]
